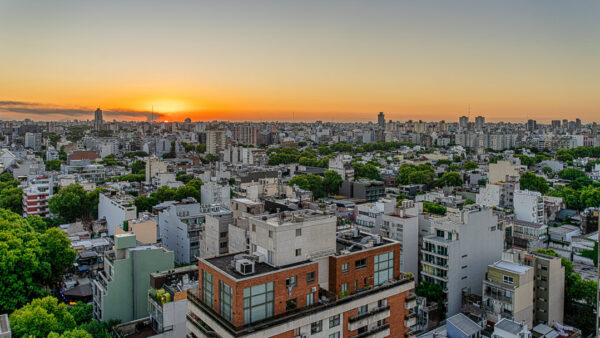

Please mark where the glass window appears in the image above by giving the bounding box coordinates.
[341,283,348,293]
[296,228,302,236]
[329,314,340,328]
[219,281,232,322]
[355,258,367,269]
[306,271,315,284]
[286,276,297,288]
[503,275,514,284]
[358,305,368,315]
[311,320,323,334]
[306,293,314,306]
[286,298,297,310]
[374,251,394,285]
[341,263,349,273]
[329,333,340,338]
[295,248,302,256]
[202,270,213,308]
[243,282,274,324]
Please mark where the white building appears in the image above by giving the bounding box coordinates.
[206,130,226,156]
[200,181,230,207]
[22,175,54,218]
[355,198,395,234]
[146,156,168,183]
[328,154,354,181]
[489,160,521,183]
[514,190,544,224]
[98,193,137,236]
[420,205,503,316]
[381,200,420,278]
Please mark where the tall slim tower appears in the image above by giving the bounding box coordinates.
[94,108,103,132]
[377,112,385,129]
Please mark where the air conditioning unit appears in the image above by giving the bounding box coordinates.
[235,259,255,275]
[311,286,317,293]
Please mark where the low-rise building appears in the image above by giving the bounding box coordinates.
[22,175,53,218]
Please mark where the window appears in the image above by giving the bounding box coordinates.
[358,305,368,315]
[268,230,273,238]
[374,251,394,285]
[243,282,274,324]
[357,326,368,334]
[286,276,297,288]
[378,299,387,307]
[355,258,367,270]
[311,320,323,334]
[436,230,444,238]
[220,242,227,248]
[503,275,514,285]
[341,283,348,293]
[252,224,256,232]
[354,280,358,290]
[219,281,232,322]
[220,231,228,238]
[296,228,302,236]
[329,333,340,338]
[295,248,302,256]
[202,270,214,308]
[306,271,315,284]
[341,263,349,274]
[306,293,314,306]
[286,298,297,311]
[329,314,340,328]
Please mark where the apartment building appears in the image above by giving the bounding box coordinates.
[381,200,420,278]
[488,160,521,184]
[22,175,53,218]
[505,219,548,251]
[187,210,417,337]
[503,249,564,326]
[92,234,174,323]
[339,180,386,202]
[514,190,545,224]
[145,155,168,183]
[354,198,394,234]
[98,193,137,236]
[483,260,534,328]
[329,154,355,181]
[158,198,232,264]
[206,129,227,155]
[420,205,503,316]
[476,180,519,209]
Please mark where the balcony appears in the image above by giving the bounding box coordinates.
[353,323,390,338]
[404,313,417,327]
[405,294,417,310]
[484,291,512,303]
[186,314,218,337]
[348,305,390,331]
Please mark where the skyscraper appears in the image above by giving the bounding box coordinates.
[378,111,385,129]
[475,116,485,130]
[459,115,469,129]
[527,119,537,132]
[94,108,103,132]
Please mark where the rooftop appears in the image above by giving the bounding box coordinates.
[495,318,525,335]
[447,313,481,336]
[204,252,314,280]
[335,229,396,253]
[490,260,532,275]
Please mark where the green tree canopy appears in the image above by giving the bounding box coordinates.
[519,172,549,194]
[397,163,435,186]
[353,162,382,180]
[323,170,343,195]
[130,160,145,174]
[46,159,63,171]
[0,174,22,214]
[288,174,325,199]
[49,185,95,222]
[437,172,463,187]
[462,161,478,170]
[9,296,77,337]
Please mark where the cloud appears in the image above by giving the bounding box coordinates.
[0,100,164,121]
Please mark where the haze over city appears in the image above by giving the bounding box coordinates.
[1,0,599,123]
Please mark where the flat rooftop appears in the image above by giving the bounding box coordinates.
[256,209,333,227]
[205,252,314,280]
[490,260,531,274]
[495,318,525,335]
[335,229,396,253]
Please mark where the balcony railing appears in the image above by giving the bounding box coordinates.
[353,323,390,338]
[348,305,390,323]
[186,314,219,337]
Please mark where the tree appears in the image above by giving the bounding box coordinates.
[187,179,204,191]
[49,185,93,222]
[176,171,193,184]
[46,159,63,171]
[289,174,325,199]
[423,201,446,215]
[353,162,381,180]
[462,161,478,170]
[130,160,145,174]
[437,172,463,187]
[519,172,549,194]
[78,321,111,338]
[397,163,435,186]
[323,170,343,195]
[48,328,93,338]
[464,199,475,206]
[174,185,201,202]
[558,168,588,181]
[68,302,93,325]
[0,178,22,214]
[416,281,445,313]
[9,296,76,337]
[134,195,157,213]
[0,210,77,313]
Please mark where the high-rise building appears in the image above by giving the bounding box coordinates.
[187,210,417,337]
[22,175,54,218]
[94,108,103,131]
[475,116,485,130]
[420,205,503,316]
[459,116,469,129]
[378,111,385,129]
[206,129,226,155]
[527,119,537,132]
[514,190,545,224]
[551,120,561,131]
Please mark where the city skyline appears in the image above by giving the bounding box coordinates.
[1,0,599,122]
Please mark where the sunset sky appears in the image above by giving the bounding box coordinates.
[0,1,598,123]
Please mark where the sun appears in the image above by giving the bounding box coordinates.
[148,99,190,114]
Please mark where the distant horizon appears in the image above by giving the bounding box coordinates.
[1,1,598,123]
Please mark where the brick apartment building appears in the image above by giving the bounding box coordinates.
[187,210,417,337]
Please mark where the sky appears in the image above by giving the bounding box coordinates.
[0,0,598,123]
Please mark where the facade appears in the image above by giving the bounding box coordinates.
[94,108,103,131]
[514,190,544,224]
[488,160,521,184]
[201,181,231,207]
[207,129,227,155]
[92,234,174,323]
[354,199,394,234]
[503,249,565,326]
[483,260,534,328]
[145,155,168,183]
[381,200,420,278]
[420,205,503,316]
[329,154,355,181]
[339,180,385,202]
[476,181,519,209]
[506,219,548,251]
[98,193,137,236]
[22,175,53,218]
[187,210,417,337]
[158,198,232,264]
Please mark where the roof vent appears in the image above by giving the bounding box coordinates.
[235,259,255,275]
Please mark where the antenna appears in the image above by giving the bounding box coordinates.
[468,104,471,118]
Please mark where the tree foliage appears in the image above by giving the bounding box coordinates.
[46,159,63,171]
[9,296,76,337]
[0,173,22,214]
[288,174,325,199]
[416,281,446,313]
[397,163,436,186]
[353,162,381,180]
[49,185,96,222]
[462,161,478,170]
[423,201,446,215]
[437,172,463,187]
[323,170,343,195]
[519,172,549,194]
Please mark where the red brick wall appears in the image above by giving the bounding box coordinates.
[328,243,401,296]
[388,290,410,337]
[198,260,319,328]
